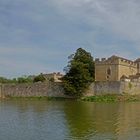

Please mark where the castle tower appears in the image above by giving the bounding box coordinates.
[95,55,138,81]
[135,58,140,73]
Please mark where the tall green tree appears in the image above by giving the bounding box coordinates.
[63,48,95,97]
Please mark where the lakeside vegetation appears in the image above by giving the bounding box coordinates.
[0,76,33,84]
[81,95,140,102]
[0,73,49,84]
[3,95,140,102]
[5,96,74,101]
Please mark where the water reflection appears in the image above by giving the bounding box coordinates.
[63,102,140,140]
[0,100,68,140]
[115,103,140,140]
[0,100,140,140]
[63,102,119,139]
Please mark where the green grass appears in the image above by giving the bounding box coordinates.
[3,94,140,102]
[82,95,117,102]
[4,96,76,101]
[81,95,140,102]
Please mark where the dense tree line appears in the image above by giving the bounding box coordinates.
[0,74,46,84]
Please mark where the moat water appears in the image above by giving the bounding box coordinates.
[0,100,140,140]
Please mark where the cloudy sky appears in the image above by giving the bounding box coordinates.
[0,0,140,78]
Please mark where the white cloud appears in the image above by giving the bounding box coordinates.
[48,0,140,45]
[0,0,140,77]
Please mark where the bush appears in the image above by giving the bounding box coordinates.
[17,77,33,83]
[33,74,46,83]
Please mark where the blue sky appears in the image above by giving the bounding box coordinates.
[0,0,140,78]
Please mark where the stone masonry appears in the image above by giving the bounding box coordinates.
[95,55,140,81]
[0,81,140,98]
[0,82,66,98]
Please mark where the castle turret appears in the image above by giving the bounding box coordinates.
[135,58,140,73]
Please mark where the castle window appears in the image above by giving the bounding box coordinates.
[107,68,111,75]
[106,75,109,79]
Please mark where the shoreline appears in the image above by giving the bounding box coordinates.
[81,95,140,102]
[1,94,140,102]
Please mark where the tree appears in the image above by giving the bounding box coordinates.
[17,76,33,83]
[33,74,46,83]
[63,48,95,97]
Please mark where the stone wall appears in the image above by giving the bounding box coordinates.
[1,82,66,97]
[84,83,95,96]
[121,81,140,95]
[0,81,140,98]
[94,81,140,95]
[94,81,121,95]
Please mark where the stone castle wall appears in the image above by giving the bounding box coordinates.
[0,82,66,97]
[94,81,121,95]
[95,56,138,82]
[95,57,119,81]
[0,81,140,98]
[95,63,119,81]
[120,81,140,95]
[118,61,137,80]
[93,81,140,95]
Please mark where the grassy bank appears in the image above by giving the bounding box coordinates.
[3,95,140,102]
[81,95,140,102]
[4,96,76,101]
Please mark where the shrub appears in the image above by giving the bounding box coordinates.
[33,74,46,83]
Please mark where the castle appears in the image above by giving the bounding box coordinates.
[95,55,140,82]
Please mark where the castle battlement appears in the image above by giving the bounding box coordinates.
[95,56,137,67]
[95,55,140,82]
[119,58,136,66]
[95,58,107,63]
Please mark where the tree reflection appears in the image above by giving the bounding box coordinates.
[63,101,120,139]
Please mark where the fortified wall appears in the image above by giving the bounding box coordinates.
[0,82,66,98]
[1,55,140,97]
[85,81,140,96]
[0,81,140,98]
[93,81,140,95]
[95,56,138,81]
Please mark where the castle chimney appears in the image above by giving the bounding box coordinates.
[135,58,140,73]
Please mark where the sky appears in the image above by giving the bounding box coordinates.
[0,0,140,78]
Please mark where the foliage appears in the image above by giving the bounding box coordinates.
[0,77,13,83]
[0,74,47,84]
[33,74,46,83]
[17,76,33,83]
[0,76,33,84]
[82,95,140,102]
[128,82,132,89]
[63,48,95,97]
[82,95,117,102]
